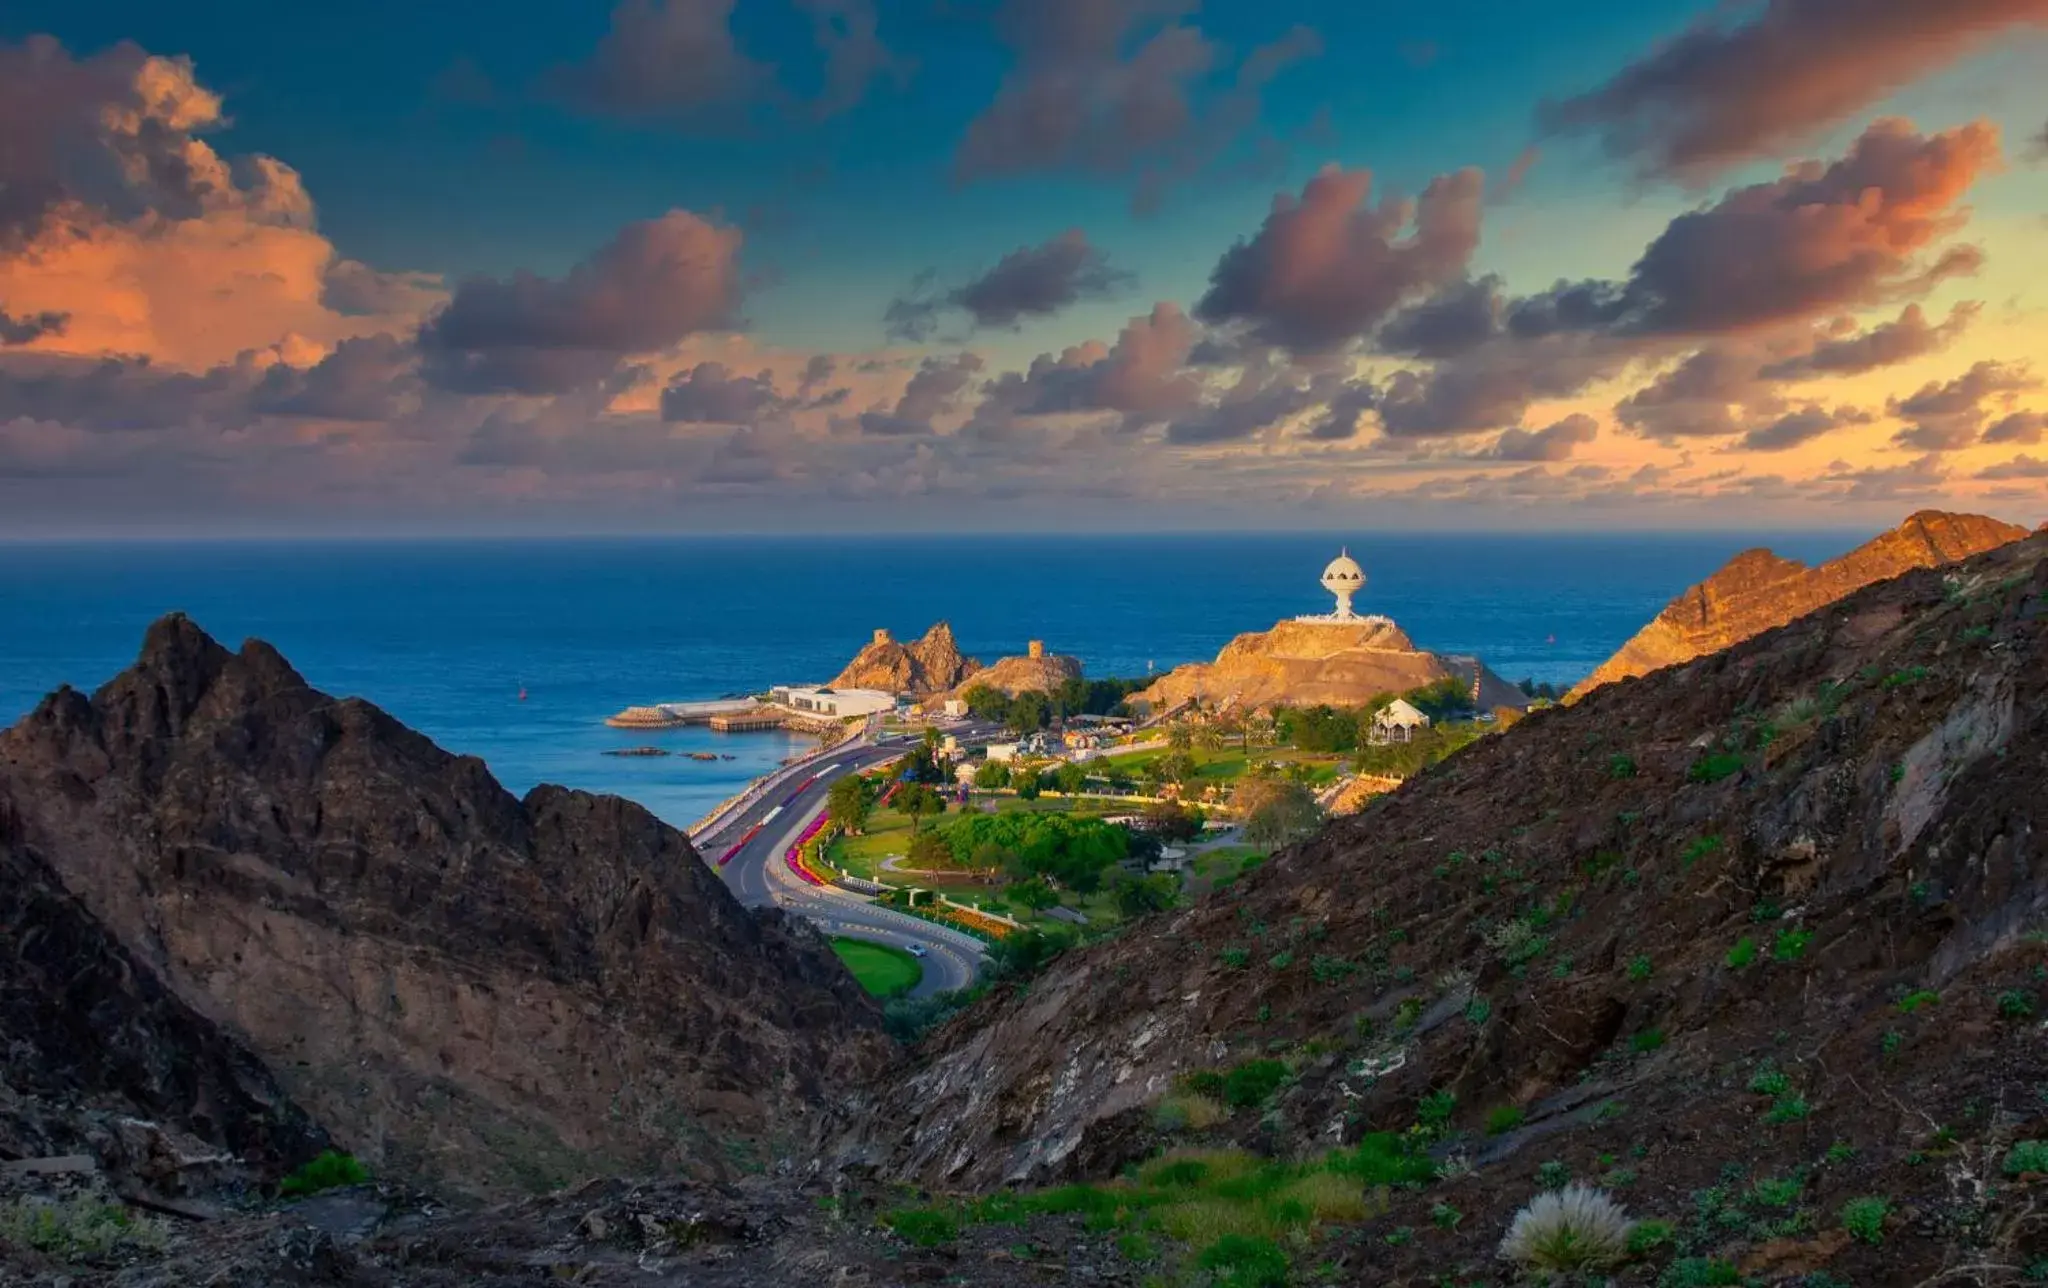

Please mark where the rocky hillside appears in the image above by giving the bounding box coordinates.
[1,799,330,1198]
[1569,509,2028,700]
[1136,617,1527,713]
[845,532,2048,1284]
[0,615,891,1198]
[950,639,1084,699]
[829,622,979,694]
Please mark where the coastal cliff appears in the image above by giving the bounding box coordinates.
[1135,617,1525,713]
[830,622,979,694]
[0,615,891,1197]
[1568,509,2029,700]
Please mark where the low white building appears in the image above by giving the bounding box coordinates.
[769,685,897,719]
[942,698,968,718]
[985,742,1020,763]
[1370,698,1432,745]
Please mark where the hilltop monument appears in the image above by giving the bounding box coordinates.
[1137,547,1528,713]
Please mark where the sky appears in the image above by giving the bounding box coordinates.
[2,0,2047,535]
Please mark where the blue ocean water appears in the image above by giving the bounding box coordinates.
[0,532,1867,828]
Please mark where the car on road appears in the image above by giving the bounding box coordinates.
[906,943,929,958]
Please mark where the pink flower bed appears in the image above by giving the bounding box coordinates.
[784,814,830,886]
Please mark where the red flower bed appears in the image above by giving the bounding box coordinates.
[718,823,762,867]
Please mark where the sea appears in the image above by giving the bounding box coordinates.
[0,532,1869,830]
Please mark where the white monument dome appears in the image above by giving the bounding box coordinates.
[1320,548,1366,619]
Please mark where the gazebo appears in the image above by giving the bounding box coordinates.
[1370,698,1432,745]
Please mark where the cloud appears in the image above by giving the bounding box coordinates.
[418,210,744,394]
[1615,119,1997,336]
[980,301,1205,427]
[953,0,1319,206]
[0,307,67,345]
[0,36,443,370]
[856,353,983,435]
[1886,358,2038,450]
[1984,411,2048,445]
[658,361,784,423]
[1541,0,2048,183]
[1490,413,1598,461]
[1379,330,1636,437]
[250,333,419,422]
[550,0,904,123]
[1196,165,1485,352]
[1759,302,1977,379]
[1822,452,1949,501]
[1739,404,1868,452]
[884,230,1131,340]
[1377,275,1505,359]
[1978,453,2048,479]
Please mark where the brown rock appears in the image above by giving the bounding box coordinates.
[0,614,892,1197]
[1134,618,1527,713]
[830,623,980,694]
[1569,509,2028,700]
[951,639,1083,699]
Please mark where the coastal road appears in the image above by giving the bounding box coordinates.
[697,735,988,999]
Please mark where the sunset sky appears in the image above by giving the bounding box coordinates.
[3,0,2047,534]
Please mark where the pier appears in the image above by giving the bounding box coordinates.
[606,698,763,729]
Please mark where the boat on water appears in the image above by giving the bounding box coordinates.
[603,747,669,758]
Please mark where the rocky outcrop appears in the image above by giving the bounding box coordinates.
[829,623,979,694]
[1569,508,2029,700]
[1134,617,1526,713]
[0,615,892,1197]
[841,532,2048,1284]
[0,797,330,1190]
[950,639,1083,699]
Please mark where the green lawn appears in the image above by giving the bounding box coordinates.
[1099,746,1346,787]
[830,938,923,998]
[1185,844,1269,896]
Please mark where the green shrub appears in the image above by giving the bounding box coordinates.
[2004,1141,2048,1176]
[1748,1062,1791,1096]
[1726,937,1757,969]
[0,1196,165,1260]
[1178,1069,1227,1101]
[1626,955,1653,982]
[1680,835,1723,868]
[1840,1196,1889,1244]
[1536,1159,1571,1191]
[1660,1258,1740,1287]
[1632,1029,1667,1054]
[1765,1096,1811,1124]
[1880,667,1929,691]
[1197,1233,1289,1288]
[1415,1089,1457,1132]
[1627,1218,1675,1256]
[1331,1132,1436,1187]
[1772,929,1814,962]
[1486,1104,1526,1135]
[279,1150,369,1198]
[1607,754,1638,779]
[1999,990,2037,1020]
[1219,946,1250,969]
[883,1207,958,1247]
[1310,954,1356,985]
[1222,1059,1289,1108]
[1687,754,1744,784]
[1896,990,1939,1014]
[1432,1202,1463,1230]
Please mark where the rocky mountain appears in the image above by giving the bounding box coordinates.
[1135,617,1528,714]
[0,615,891,1199]
[950,639,1084,699]
[1569,509,2028,701]
[838,531,2048,1285]
[829,623,980,694]
[1,798,330,1197]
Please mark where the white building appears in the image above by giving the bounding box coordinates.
[985,742,1020,763]
[769,685,897,719]
[1370,698,1432,745]
[941,698,968,718]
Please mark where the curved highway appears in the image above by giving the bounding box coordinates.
[696,735,988,998]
